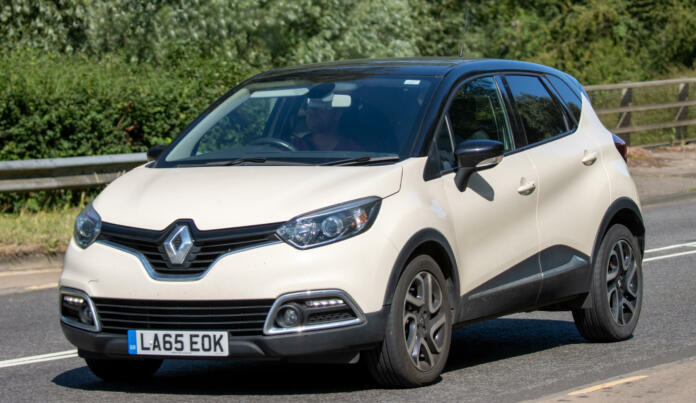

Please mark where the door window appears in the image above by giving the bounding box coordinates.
[504,75,568,145]
[433,116,456,172]
[448,77,513,151]
[547,75,582,123]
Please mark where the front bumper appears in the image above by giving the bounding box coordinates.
[62,307,388,362]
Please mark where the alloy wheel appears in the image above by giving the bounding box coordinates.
[403,271,447,371]
[606,239,639,326]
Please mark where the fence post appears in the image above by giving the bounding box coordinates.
[616,88,633,145]
[675,83,689,146]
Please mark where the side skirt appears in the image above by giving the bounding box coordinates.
[455,245,590,324]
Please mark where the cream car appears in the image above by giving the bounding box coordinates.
[60,58,645,387]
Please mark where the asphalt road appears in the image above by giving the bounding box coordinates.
[1,196,695,402]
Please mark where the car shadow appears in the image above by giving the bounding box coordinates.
[52,318,584,395]
[446,317,585,371]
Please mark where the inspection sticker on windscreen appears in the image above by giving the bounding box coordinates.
[128,330,229,356]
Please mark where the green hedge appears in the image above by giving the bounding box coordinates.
[0,49,256,212]
[0,49,245,161]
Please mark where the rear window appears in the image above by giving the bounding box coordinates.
[505,75,568,145]
[547,75,582,123]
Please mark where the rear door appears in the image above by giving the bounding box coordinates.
[502,74,610,303]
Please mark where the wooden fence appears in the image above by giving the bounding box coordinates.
[586,78,696,146]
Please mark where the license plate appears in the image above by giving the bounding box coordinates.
[128,330,229,357]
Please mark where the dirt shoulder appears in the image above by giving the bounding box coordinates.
[628,144,696,205]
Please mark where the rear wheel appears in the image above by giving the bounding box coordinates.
[85,358,162,381]
[573,224,643,341]
[366,255,452,387]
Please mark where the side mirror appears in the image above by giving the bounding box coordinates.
[454,140,504,191]
[147,145,167,162]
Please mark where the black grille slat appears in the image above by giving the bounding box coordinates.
[99,221,281,277]
[98,325,264,334]
[95,304,272,311]
[93,298,273,335]
[100,310,266,318]
[100,318,266,326]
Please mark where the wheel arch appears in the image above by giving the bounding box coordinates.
[579,197,645,309]
[592,197,646,262]
[383,229,460,316]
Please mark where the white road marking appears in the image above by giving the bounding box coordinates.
[568,375,648,396]
[645,241,696,254]
[644,249,696,262]
[24,283,58,291]
[0,350,78,369]
[0,268,61,278]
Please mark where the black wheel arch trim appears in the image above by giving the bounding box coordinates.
[581,197,645,308]
[592,197,645,263]
[382,228,460,314]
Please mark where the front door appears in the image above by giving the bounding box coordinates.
[432,76,541,322]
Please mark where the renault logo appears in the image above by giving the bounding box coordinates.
[163,225,193,265]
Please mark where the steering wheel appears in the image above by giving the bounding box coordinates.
[249,137,297,151]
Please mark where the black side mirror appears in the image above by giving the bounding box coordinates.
[454,140,504,191]
[147,145,167,162]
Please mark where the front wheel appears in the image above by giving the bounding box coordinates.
[86,358,163,381]
[573,224,643,342]
[365,255,452,387]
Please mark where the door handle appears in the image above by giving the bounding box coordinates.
[582,150,598,166]
[517,179,536,195]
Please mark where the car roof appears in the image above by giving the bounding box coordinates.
[253,58,569,81]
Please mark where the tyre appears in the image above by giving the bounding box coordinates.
[573,224,643,342]
[85,358,163,381]
[366,255,452,387]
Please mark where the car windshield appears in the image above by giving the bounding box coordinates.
[158,75,437,167]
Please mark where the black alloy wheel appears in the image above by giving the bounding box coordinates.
[573,224,643,342]
[606,239,639,326]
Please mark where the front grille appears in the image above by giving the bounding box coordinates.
[99,220,281,277]
[93,298,274,336]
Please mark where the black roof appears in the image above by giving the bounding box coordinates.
[254,57,568,82]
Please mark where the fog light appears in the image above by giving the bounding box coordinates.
[78,305,94,325]
[275,304,302,328]
[60,288,100,332]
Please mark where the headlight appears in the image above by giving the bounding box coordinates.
[74,204,102,249]
[276,197,381,249]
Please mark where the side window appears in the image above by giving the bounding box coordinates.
[448,77,513,152]
[547,75,582,123]
[434,116,456,172]
[504,75,568,145]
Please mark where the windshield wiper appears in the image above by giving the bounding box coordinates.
[175,157,316,167]
[206,157,267,166]
[174,158,268,167]
[321,155,401,166]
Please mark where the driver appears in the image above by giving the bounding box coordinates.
[295,84,361,151]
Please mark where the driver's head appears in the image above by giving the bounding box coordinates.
[306,101,342,134]
[305,83,344,135]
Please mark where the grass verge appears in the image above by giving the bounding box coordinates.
[0,207,78,256]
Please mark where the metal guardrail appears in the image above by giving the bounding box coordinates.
[0,153,146,193]
[0,78,694,193]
